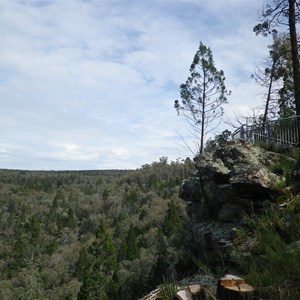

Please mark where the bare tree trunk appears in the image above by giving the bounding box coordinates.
[262,61,276,129]
[288,0,300,144]
[200,73,206,155]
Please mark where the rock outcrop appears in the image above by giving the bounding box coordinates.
[179,140,291,270]
[141,141,300,299]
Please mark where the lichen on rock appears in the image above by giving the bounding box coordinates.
[178,141,290,270]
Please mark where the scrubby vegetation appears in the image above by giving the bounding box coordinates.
[246,204,300,300]
[233,146,300,299]
[0,158,194,299]
[236,197,300,299]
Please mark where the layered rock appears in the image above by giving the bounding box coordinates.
[179,141,289,269]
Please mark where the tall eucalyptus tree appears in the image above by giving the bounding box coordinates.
[254,0,300,118]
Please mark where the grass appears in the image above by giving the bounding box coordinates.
[268,154,296,187]
[159,279,177,300]
[237,199,300,299]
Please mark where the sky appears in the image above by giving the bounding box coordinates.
[0,0,272,170]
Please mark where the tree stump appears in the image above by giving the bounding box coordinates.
[217,275,254,300]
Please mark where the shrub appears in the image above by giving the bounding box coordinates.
[239,204,300,299]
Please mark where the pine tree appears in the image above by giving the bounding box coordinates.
[118,224,140,261]
[77,219,116,299]
[163,201,182,237]
[175,42,230,154]
[125,224,140,260]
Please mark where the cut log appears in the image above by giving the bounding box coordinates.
[219,275,245,287]
[217,275,254,300]
[188,284,202,295]
[174,284,207,300]
[189,284,207,300]
[174,289,193,300]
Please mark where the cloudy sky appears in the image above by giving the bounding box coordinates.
[0,0,271,170]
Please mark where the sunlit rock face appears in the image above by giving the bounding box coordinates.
[179,141,287,269]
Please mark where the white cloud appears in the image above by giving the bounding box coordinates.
[111,147,129,158]
[0,0,273,170]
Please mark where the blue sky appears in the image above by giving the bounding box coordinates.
[0,0,270,170]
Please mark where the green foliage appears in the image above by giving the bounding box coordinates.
[83,184,96,195]
[148,255,170,288]
[74,247,89,281]
[157,228,168,257]
[163,200,183,237]
[55,188,65,201]
[238,201,300,299]
[174,41,230,154]
[123,188,139,214]
[102,188,109,200]
[255,141,298,157]
[254,1,300,118]
[253,32,294,120]
[0,159,192,300]
[106,271,121,300]
[78,219,116,299]
[118,224,140,261]
[268,154,295,187]
[159,279,177,300]
[205,129,232,152]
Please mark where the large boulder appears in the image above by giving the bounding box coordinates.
[179,141,291,269]
[179,141,283,224]
[230,164,279,195]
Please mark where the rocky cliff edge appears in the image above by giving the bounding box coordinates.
[179,140,294,270]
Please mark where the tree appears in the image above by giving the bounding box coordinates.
[174,42,230,155]
[274,34,297,117]
[205,129,232,152]
[163,200,182,237]
[118,224,140,261]
[254,0,300,118]
[252,32,292,120]
[77,219,116,299]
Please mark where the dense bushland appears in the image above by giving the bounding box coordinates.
[0,158,194,299]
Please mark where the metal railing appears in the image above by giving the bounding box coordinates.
[232,116,300,146]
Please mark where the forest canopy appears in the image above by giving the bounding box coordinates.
[0,159,194,299]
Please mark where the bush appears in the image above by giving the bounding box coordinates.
[239,203,300,299]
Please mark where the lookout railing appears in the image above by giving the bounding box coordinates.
[232,115,300,146]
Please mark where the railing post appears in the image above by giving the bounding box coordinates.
[266,120,271,144]
[297,115,300,146]
[240,125,245,140]
[233,115,300,146]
